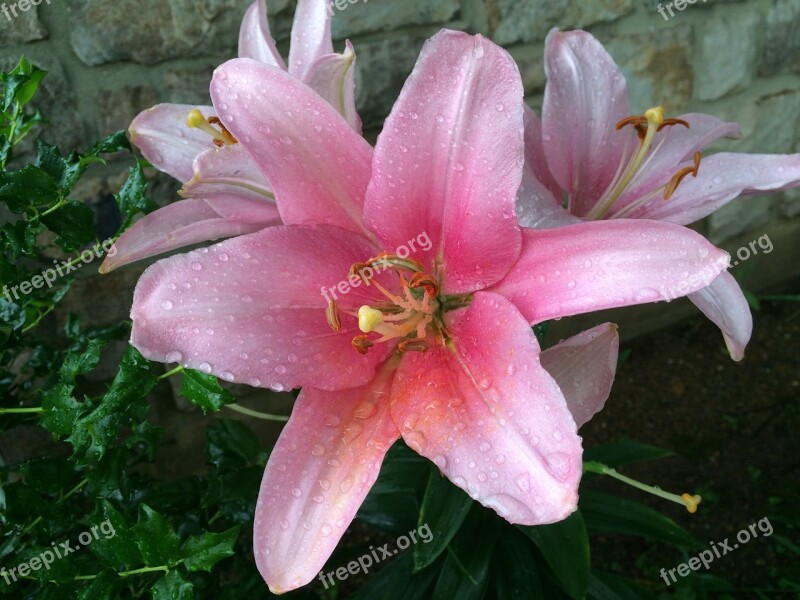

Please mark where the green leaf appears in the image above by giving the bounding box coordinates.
[587,571,646,600]
[489,527,544,599]
[181,525,241,572]
[132,504,181,567]
[87,130,132,156]
[42,200,97,250]
[76,570,124,600]
[519,510,590,599]
[413,467,473,571]
[89,501,142,570]
[40,383,85,436]
[68,345,156,463]
[580,490,699,548]
[206,419,260,475]
[0,164,59,213]
[180,369,236,412]
[432,508,498,599]
[115,162,157,230]
[344,551,440,600]
[583,439,673,470]
[7,57,47,107]
[152,569,194,600]
[59,338,106,383]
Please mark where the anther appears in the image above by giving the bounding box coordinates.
[397,339,429,353]
[663,151,702,200]
[326,300,341,331]
[352,335,374,355]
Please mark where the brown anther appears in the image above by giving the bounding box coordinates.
[663,151,702,200]
[207,116,238,145]
[408,273,438,298]
[615,115,648,130]
[397,339,428,353]
[326,300,341,331]
[657,118,690,132]
[352,335,374,355]
[349,262,374,285]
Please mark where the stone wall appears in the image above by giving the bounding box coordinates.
[2,0,799,333]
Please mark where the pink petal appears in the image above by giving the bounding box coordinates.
[254,375,400,593]
[181,144,274,202]
[304,41,362,133]
[611,114,742,215]
[688,271,752,361]
[492,220,730,324]
[390,292,582,525]
[130,225,393,392]
[541,29,630,217]
[540,324,619,428]
[288,0,334,80]
[238,0,286,69]
[624,153,800,225]
[129,104,215,182]
[363,30,523,294]
[100,196,281,273]
[210,58,374,238]
[517,105,581,229]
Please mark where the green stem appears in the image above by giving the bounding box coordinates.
[22,305,55,333]
[584,461,701,513]
[74,565,170,581]
[224,403,288,422]
[0,407,43,415]
[39,196,67,218]
[157,365,184,381]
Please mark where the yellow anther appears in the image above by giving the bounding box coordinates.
[358,306,385,333]
[645,106,665,126]
[681,493,702,514]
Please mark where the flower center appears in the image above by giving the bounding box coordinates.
[585,106,701,220]
[325,253,445,355]
[186,109,238,147]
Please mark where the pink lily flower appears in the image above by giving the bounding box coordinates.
[101,0,360,273]
[129,31,730,592]
[517,29,800,361]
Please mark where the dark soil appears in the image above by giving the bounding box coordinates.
[581,281,800,597]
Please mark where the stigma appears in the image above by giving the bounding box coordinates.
[187,109,238,147]
[585,106,702,220]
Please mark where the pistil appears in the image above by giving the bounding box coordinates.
[187,109,238,147]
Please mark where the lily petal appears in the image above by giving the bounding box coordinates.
[130,225,392,392]
[129,104,215,182]
[623,153,800,225]
[542,29,630,217]
[540,323,619,428]
[364,30,523,294]
[181,143,274,202]
[255,373,399,594]
[492,220,730,324]
[612,113,741,213]
[517,105,581,229]
[100,195,281,273]
[288,0,334,80]
[238,0,286,69]
[211,58,374,238]
[304,41,362,133]
[390,292,582,525]
[688,271,752,361]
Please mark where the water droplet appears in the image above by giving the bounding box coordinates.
[219,252,229,262]
[191,262,202,271]
[161,300,174,310]
[312,444,326,456]
[354,401,376,420]
[220,371,235,382]
[479,442,491,452]
[166,351,183,363]
[291,488,302,498]
[340,476,354,492]
[199,362,212,374]
[516,473,532,492]
[321,524,333,537]
[319,479,331,490]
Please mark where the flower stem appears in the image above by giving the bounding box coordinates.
[157,365,185,381]
[224,403,288,422]
[583,461,701,513]
[0,407,44,415]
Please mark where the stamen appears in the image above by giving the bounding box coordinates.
[326,300,341,331]
[186,109,237,147]
[408,273,439,298]
[681,493,702,514]
[663,151,702,200]
[352,335,374,355]
[397,339,428,353]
